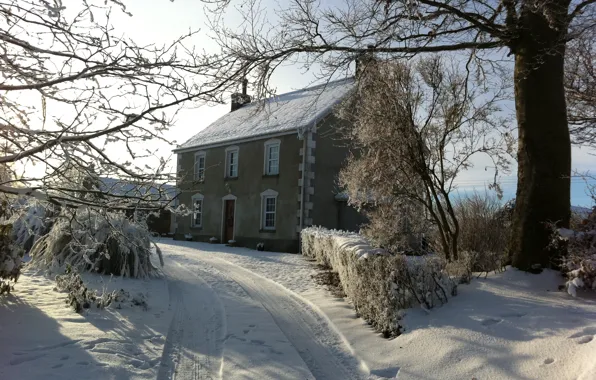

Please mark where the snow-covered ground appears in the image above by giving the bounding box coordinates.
[2,239,595,380]
[0,268,172,380]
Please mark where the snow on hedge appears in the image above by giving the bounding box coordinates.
[29,209,163,278]
[301,227,456,336]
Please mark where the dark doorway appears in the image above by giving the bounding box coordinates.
[224,199,235,242]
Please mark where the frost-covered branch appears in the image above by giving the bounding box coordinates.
[337,56,513,261]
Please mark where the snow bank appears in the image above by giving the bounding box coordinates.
[301,227,456,336]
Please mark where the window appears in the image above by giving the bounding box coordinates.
[194,152,206,181]
[225,146,239,178]
[260,189,278,230]
[263,197,276,229]
[191,193,204,227]
[264,139,280,175]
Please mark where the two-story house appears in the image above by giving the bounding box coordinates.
[172,77,365,252]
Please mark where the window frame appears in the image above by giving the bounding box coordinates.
[263,139,281,175]
[225,146,239,178]
[191,193,204,228]
[260,189,278,231]
[194,151,206,182]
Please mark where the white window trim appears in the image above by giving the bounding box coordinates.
[260,189,278,231]
[220,193,237,242]
[191,193,204,228]
[224,146,239,178]
[194,151,206,181]
[263,139,281,175]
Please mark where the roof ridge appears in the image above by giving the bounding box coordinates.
[261,76,354,103]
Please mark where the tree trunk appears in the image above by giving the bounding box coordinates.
[509,1,571,270]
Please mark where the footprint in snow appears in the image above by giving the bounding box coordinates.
[500,312,526,318]
[480,318,502,326]
[569,327,596,339]
[577,335,593,344]
[543,358,555,365]
[9,353,46,365]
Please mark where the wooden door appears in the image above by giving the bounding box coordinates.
[224,200,235,242]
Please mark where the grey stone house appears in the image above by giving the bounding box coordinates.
[172,78,365,252]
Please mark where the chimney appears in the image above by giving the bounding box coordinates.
[355,45,375,79]
[231,78,251,112]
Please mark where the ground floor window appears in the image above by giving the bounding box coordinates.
[191,193,204,227]
[260,189,278,230]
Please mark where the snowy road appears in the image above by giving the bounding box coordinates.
[159,244,370,380]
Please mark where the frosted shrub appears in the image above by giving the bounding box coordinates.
[30,208,163,278]
[0,223,24,295]
[441,194,510,282]
[55,265,148,313]
[456,194,509,255]
[302,227,456,337]
[558,207,596,296]
[11,199,57,253]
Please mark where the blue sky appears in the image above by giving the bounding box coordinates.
[107,0,595,207]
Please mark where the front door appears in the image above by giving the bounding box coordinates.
[224,200,235,242]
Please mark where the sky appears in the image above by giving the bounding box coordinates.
[24,0,596,206]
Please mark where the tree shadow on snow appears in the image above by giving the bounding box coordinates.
[0,293,106,380]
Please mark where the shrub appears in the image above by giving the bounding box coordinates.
[302,227,456,337]
[55,265,148,313]
[452,193,509,276]
[30,208,163,278]
[11,199,57,253]
[0,223,24,295]
[557,207,596,296]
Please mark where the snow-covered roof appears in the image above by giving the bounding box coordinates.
[99,178,177,202]
[176,77,355,151]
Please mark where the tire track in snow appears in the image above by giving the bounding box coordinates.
[192,253,368,380]
[157,262,226,380]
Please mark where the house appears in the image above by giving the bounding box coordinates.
[172,77,366,252]
[99,177,177,235]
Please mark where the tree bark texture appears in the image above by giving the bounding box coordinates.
[510,1,572,270]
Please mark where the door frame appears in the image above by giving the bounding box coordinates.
[221,194,237,242]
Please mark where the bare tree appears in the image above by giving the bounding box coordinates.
[566,28,596,147]
[0,0,249,211]
[338,57,512,261]
[203,0,596,269]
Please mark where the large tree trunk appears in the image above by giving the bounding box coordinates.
[509,1,571,270]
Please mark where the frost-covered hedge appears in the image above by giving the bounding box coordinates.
[30,209,163,278]
[302,227,456,336]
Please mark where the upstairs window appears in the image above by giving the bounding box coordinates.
[260,189,278,230]
[194,152,206,181]
[225,146,239,178]
[264,139,280,175]
[191,193,204,227]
